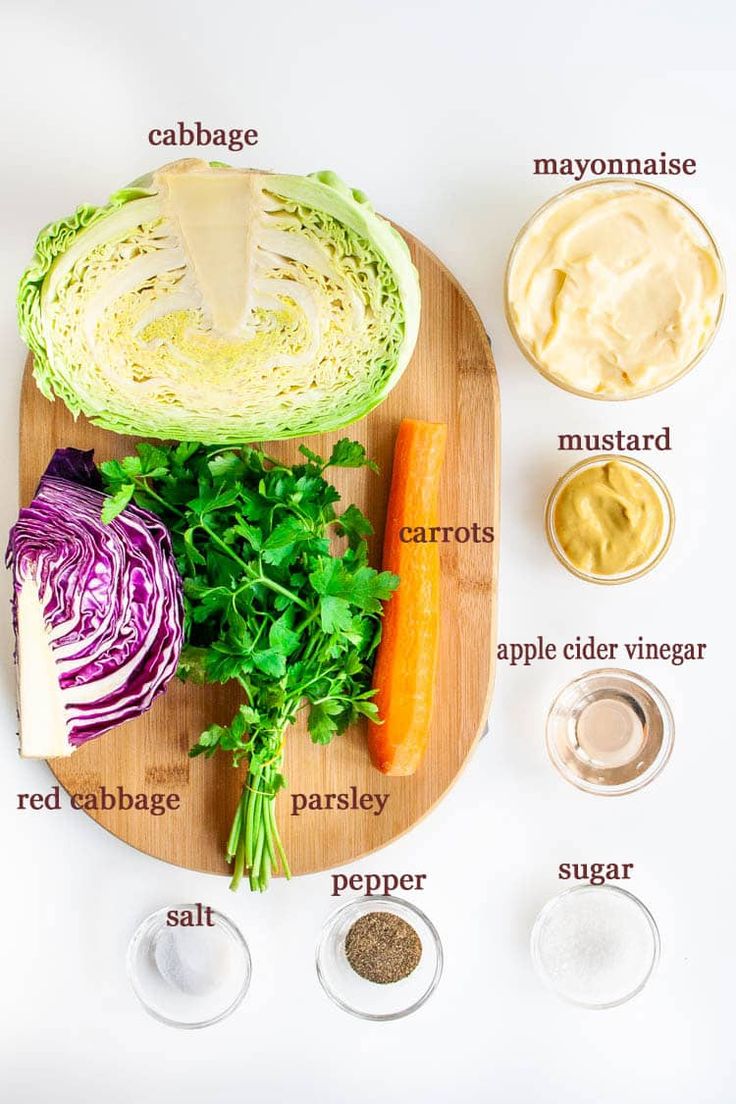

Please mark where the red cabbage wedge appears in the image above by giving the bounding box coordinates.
[7,449,183,758]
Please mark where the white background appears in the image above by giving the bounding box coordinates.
[1,4,735,1101]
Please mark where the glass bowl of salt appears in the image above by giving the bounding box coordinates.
[127,904,251,1028]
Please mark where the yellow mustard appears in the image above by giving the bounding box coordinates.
[507,182,723,398]
[552,460,664,576]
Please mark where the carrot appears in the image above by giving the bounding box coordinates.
[368,418,447,776]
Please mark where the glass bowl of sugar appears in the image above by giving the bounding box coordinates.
[531,885,660,1008]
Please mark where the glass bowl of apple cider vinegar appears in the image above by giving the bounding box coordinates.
[545,668,674,795]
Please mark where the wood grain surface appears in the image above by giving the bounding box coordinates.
[18,230,499,878]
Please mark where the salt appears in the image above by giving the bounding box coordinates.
[128,906,252,1027]
[153,925,232,996]
[532,886,659,1007]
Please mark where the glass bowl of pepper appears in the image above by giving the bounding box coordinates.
[316,895,443,1020]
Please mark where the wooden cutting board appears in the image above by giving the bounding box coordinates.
[18,230,499,877]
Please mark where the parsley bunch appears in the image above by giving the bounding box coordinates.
[101,439,398,891]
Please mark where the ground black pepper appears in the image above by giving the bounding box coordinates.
[344,911,422,984]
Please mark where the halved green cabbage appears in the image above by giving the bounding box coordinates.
[18,160,420,443]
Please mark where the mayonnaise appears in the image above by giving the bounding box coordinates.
[507,182,724,398]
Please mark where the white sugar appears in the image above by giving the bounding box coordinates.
[534,888,658,1006]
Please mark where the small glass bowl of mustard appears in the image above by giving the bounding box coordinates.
[545,455,674,584]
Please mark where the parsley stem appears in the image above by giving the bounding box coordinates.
[232,836,246,891]
[264,815,277,869]
[228,751,290,890]
[293,663,342,696]
[200,521,310,611]
[200,522,251,571]
[244,770,258,869]
[226,798,243,861]
[253,573,309,611]
[296,607,320,633]
[252,816,265,879]
[137,478,185,518]
[269,796,292,879]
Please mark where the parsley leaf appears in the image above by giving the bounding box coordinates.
[268,613,301,657]
[319,594,354,633]
[335,503,374,547]
[327,439,379,472]
[308,699,343,744]
[252,649,287,678]
[298,443,325,466]
[101,483,135,523]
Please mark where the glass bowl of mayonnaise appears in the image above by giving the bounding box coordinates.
[505,179,725,400]
[545,455,675,584]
